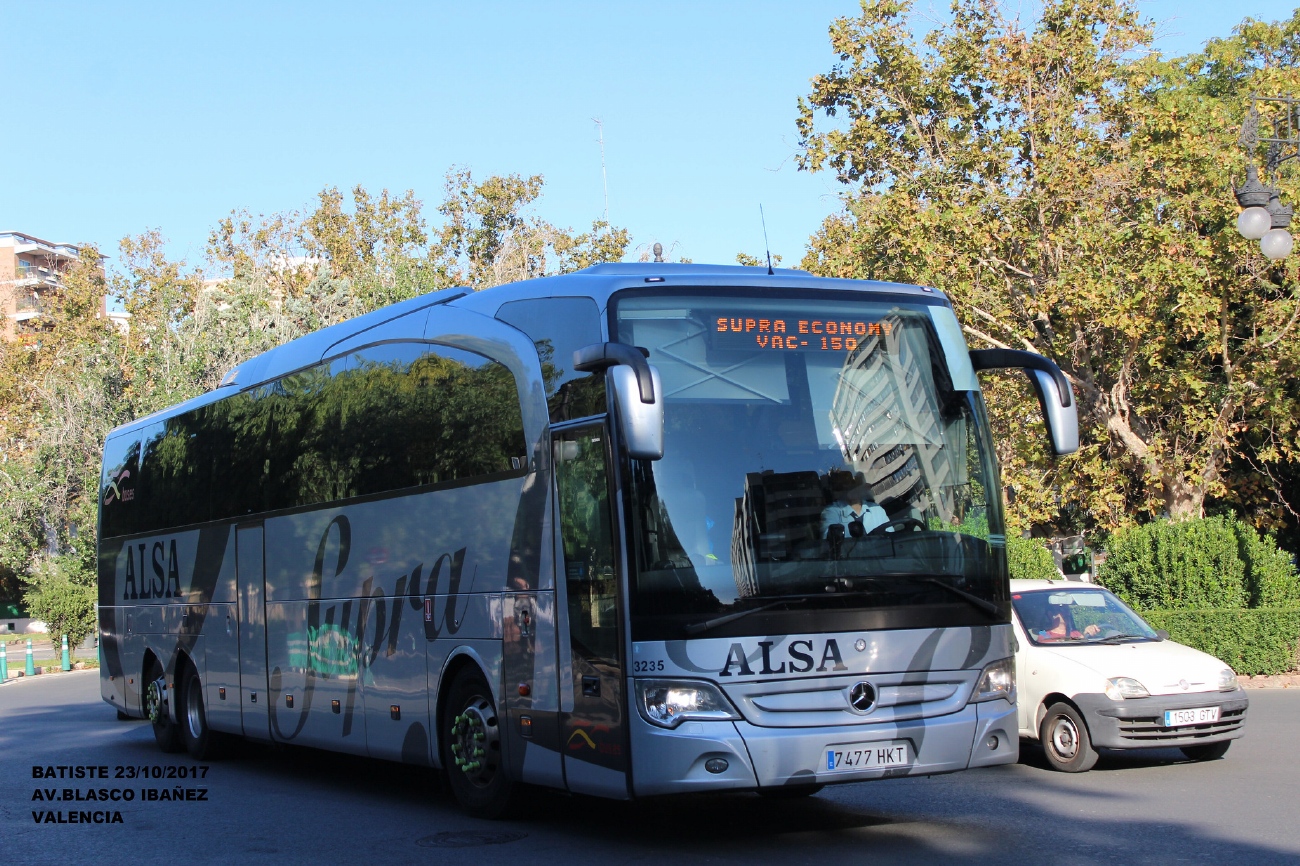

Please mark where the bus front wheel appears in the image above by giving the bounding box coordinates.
[442,666,518,819]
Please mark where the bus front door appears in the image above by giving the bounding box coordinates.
[554,425,630,798]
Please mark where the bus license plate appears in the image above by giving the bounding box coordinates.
[826,742,910,772]
[1164,706,1219,727]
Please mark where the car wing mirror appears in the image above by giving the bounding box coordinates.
[574,342,664,460]
[969,348,1079,456]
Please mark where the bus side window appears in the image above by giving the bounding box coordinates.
[100,433,141,539]
[496,297,607,423]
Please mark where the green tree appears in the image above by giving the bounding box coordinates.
[0,172,629,638]
[796,0,1300,540]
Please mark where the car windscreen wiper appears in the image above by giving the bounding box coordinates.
[683,597,808,636]
[1093,634,1153,644]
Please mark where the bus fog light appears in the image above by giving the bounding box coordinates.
[986,734,999,750]
[636,679,740,728]
[705,758,729,774]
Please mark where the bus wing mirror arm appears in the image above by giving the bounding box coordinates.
[574,342,654,403]
[969,348,1079,456]
[574,342,664,460]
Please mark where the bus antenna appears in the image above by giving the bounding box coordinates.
[593,117,609,225]
[760,204,774,275]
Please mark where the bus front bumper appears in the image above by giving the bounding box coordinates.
[629,698,1017,796]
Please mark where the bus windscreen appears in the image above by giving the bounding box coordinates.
[614,290,1008,640]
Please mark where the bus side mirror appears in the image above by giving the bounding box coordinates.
[610,365,664,460]
[574,342,665,460]
[970,348,1079,456]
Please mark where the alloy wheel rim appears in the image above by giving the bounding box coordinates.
[146,679,166,724]
[450,697,500,788]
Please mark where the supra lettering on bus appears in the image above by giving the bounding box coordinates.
[717,638,848,676]
[270,514,473,742]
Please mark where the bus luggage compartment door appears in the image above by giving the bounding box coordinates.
[236,524,270,739]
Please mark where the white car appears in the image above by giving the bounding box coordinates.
[1009,579,1249,772]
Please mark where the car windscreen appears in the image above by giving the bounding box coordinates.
[1012,587,1158,645]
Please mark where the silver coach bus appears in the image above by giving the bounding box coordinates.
[97,263,1077,817]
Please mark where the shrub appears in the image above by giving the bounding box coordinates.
[1142,608,1300,676]
[1099,516,1246,610]
[1008,535,1059,581]
[1234,521,1300,608]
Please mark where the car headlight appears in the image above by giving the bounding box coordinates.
[635,679,740,728]
[1105,677,1149,700]
[971,657,1015,703]
[1218,668,1238,691]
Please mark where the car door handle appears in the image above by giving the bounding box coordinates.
[582,676,601,697]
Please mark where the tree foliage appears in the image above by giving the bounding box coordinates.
[0,172,628,627]
[796,0,1300,544]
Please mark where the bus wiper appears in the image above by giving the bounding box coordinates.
[918,578,1002,618]
[855,573,1002,618]
[683,597,808,636]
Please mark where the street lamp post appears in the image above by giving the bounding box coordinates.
[1235,96,1298,261]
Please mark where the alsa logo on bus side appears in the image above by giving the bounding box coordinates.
[121,539,183,599]
[717,638,848,677]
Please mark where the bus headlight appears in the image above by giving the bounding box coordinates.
[971,658,1015,703]
[1105,677,1149,700]
[636,679,740,728]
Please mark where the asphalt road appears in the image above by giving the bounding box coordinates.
[2,671,1297,865]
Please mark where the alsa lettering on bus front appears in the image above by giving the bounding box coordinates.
[718,638,848,677]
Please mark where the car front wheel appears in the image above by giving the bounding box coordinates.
[1039,702,1098,772]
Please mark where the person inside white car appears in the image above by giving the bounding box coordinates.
[1035,605,1102,642]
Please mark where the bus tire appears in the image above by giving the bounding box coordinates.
[442,666,518,819]
[1039,702,1098,773]
[145,659,183,754]
[178,662,223,760]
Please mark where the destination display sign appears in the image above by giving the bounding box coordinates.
[711,314,895,352]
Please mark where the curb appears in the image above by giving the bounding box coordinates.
[1241,674,1300,689]
[1,667,98,685]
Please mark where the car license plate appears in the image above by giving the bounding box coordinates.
[1164,706,1220,727]
[825,742,910,772]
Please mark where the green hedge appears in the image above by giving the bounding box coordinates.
[1008,535,1059,581]
[1142,608,1300,676]
[1100,516,1247,609]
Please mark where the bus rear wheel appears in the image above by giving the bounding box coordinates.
[178,662,223,760]
[442,666,518,819]
[145,659,182,754]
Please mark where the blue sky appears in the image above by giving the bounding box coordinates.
[3,1,1297,276]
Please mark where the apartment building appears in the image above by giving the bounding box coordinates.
[0,231,127,341]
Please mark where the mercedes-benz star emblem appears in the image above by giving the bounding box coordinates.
[848,682,876,713]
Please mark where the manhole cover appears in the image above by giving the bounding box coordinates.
[415,831,527,849]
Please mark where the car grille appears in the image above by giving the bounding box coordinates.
[1116,707,1246,743]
